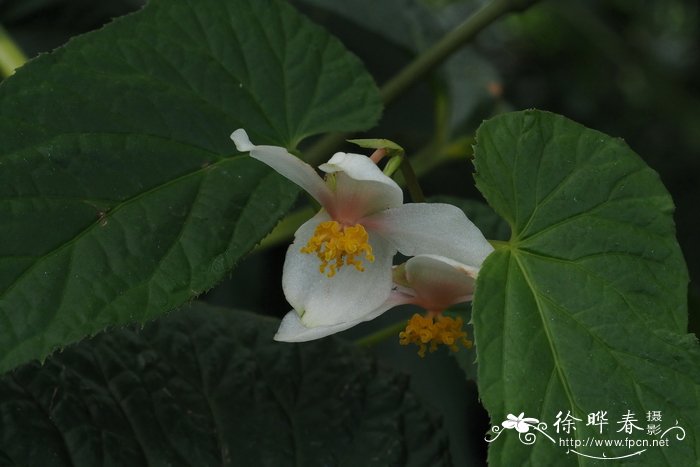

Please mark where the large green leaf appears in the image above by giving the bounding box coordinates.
[0,303,451,466]
[0,0,381,373]
[472,110,700,465]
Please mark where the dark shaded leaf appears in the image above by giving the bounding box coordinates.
[0,303,451,466]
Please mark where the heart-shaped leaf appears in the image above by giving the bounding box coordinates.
[0,0,381,373]
[473,110,699,465]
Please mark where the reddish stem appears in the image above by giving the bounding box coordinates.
[369,148,387,164]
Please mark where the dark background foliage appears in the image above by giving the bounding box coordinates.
[1,0,698,465]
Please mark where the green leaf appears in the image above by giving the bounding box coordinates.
[0,0,381,373]
[472,110,699,465]
[347,138,404,152]
[0,303,451,466]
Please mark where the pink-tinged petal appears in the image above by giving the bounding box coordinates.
[320,152,401,191]
[366,203,494,267]
[230,129,333,209]
[273,291,409,342]
[404,255,477,311]
[282,218,396,326]
[320,152,403,219]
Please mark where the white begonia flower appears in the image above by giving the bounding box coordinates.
[231,129,493,339]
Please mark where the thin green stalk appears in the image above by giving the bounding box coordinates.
[305,132,349,165]
[0,24,27,77]
[355,320,408,347]
[400,157,425,203]
[305,0,538,164]
[380,0,537,105]
[255,206,315,251]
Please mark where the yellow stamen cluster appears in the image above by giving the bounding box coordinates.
[300,221,374,277]
[399,313,472,357]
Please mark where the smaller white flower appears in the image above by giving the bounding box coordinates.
[390,254,478,311]
[502,413,540,433]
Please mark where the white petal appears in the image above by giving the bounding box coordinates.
[367,203,494,267]
[320,152,399,188]
[230,129,333,209]
[404,255,477,311]
[320,152,403,218]
[273,291,408,342]
[281,210,332,313]
[274,310,351,342]
[230,128,255,152]
[502,420,518,429]
[282,222,395,327]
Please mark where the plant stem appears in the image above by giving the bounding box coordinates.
[381,0,536,104]
[306,132,348,165]
[355,320,408,347]
[0,24,27,77]
[255,206,316,251]
[400,157,425,202]
[305,0,538,164]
